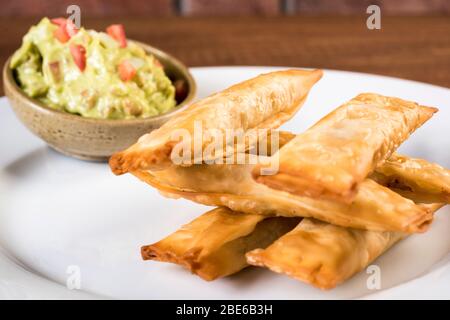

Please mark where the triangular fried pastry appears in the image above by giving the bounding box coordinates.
[110,69,323,174]
[141,207,299,281]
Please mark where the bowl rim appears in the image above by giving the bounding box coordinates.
[3,40,197,125]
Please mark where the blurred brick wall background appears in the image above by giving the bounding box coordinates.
[1,0,449,17]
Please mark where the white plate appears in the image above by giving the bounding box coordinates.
[0,67,449,300]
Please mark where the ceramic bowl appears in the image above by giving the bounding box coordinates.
[3,41,196,161]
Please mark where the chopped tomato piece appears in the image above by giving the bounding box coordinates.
[70,44,86,71]
[53,26,70,43]
[51,17,78,43]
[106,24,127,48]
[51,17,67,27]
[118,61,136,81]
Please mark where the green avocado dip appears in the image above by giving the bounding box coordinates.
[10,18,177,119]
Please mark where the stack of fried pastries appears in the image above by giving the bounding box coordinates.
[110,69,449,290]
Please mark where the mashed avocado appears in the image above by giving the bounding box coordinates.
[10,18,177,119]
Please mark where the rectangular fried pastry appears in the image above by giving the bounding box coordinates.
[246,203,443,290]
[246,218,403,290]
[252,93,438,202]
[141,207,299,281]
[110,69,323,174]
[132,144,441,233]
[133,169,434,233]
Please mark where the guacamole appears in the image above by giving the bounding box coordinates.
[10,18,177,119]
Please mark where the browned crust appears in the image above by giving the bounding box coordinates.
[110,141,175,175]
[252,171,359,204]
[246,248,341,290]
[406,204,434,233]
[390,188,450,204]
[141,244,211,280]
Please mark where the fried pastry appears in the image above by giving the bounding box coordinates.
[246,203,443,290]
[110,69,323,174]
[141,207,299,281]
[371,153,450,204]
[132,165,434,233]
[252,93,438,203]
[246,218,402,290]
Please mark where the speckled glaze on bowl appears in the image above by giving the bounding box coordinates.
[3,41,196,161]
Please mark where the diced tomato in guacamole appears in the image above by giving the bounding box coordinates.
[106,24,127,48]
[10,18,176,119]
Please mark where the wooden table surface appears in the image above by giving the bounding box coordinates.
[1,15,449,96]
